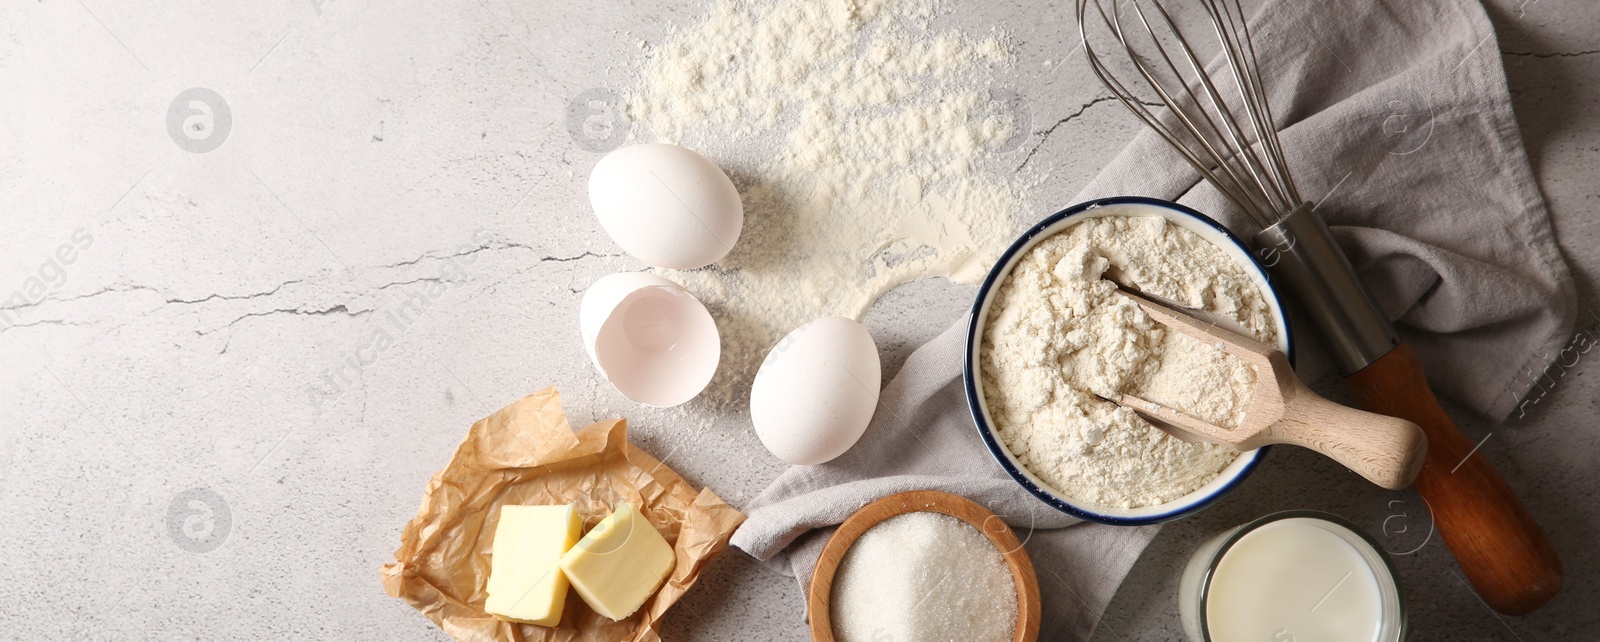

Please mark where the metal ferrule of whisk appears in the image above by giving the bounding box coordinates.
[1254,203,1399,375]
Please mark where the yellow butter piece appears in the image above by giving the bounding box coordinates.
[558,502,677,620]
[485,504,583,627]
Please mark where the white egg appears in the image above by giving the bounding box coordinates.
[588,143,743,270]
[750,317,882,465]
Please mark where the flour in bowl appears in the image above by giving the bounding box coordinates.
[979,214,1278,509]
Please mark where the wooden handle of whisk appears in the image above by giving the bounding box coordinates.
[1345,343,1562,616]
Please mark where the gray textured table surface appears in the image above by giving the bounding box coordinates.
[1,0,1594,640]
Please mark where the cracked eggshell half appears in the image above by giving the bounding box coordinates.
[589,143,744,270]
[579,272,720,407]
[750,316,881,465]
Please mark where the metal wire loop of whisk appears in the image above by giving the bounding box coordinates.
[1078,0,1304,229]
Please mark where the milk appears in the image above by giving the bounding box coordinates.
[1180,513,1403,642]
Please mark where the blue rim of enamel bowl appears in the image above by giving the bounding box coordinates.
[964,196,1296,526]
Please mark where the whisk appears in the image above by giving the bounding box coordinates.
[1077,0,1561,616]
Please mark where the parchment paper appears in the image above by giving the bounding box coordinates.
[381,387,745,642]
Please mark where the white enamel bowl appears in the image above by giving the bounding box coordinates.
[964,197,1294,525]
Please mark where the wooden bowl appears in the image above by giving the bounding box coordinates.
[806,490,1041,642]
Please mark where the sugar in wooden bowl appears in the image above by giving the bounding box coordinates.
[808,490,1040,642]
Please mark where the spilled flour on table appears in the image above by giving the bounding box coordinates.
[625,0,1031,410]
[980,214,1278,508]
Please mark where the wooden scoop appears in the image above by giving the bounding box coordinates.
[1106,289,1428,490]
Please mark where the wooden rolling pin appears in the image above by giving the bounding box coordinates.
[1347,344,1562,616]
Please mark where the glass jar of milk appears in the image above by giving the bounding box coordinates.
[1179,510,1406,642]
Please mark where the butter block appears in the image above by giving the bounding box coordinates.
[558,502,677,620]
[485,504,583,626]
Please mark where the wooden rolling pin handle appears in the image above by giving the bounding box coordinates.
[1270,376,1427,490]
[1345,343,1562,616]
